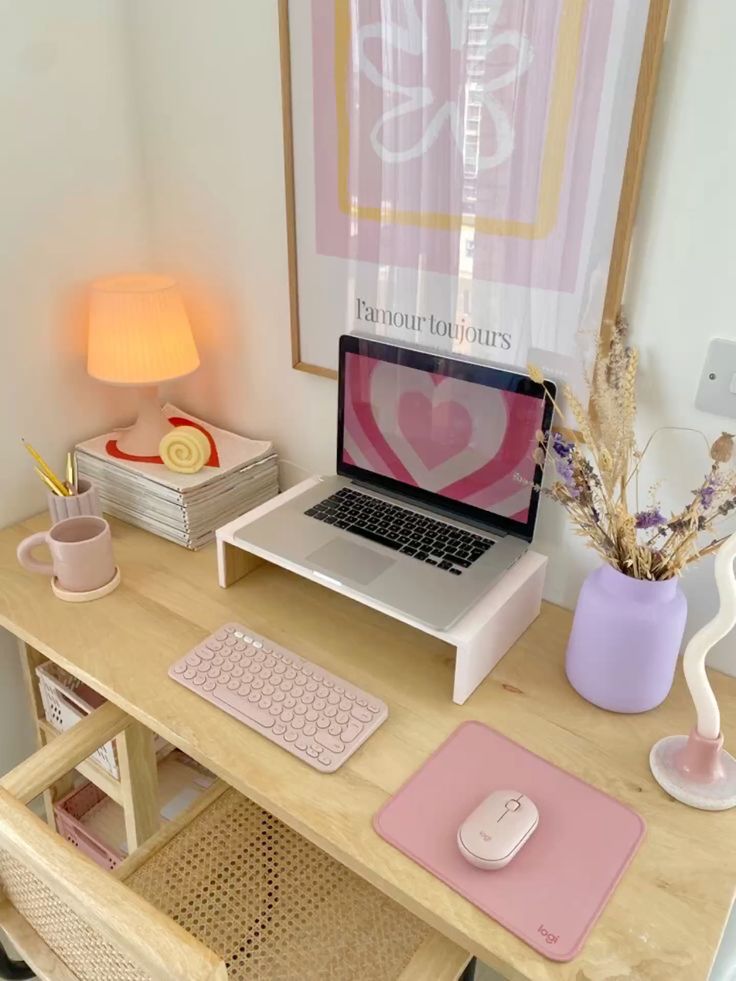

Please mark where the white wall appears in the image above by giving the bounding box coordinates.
[0,0,150,773]
[127,0,736,674]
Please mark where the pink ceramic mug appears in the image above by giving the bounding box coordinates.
[17,516,116,593]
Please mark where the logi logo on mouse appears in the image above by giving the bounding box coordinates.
[479,830,492,841]
[538,925,558,945]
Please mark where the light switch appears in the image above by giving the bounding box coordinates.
[695,338,736,418]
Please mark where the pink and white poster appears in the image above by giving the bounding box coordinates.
[286,0,651,396]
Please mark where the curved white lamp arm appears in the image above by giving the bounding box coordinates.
[682,531,736,741]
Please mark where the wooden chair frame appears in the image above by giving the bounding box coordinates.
[0,705,226,981]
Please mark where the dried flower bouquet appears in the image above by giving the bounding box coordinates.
[529,316,735,580]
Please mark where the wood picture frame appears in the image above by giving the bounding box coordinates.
[280,0,670,380]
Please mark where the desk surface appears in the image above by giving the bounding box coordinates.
[0,514,734,981]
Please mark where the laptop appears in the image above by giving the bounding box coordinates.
[236,335,555,630]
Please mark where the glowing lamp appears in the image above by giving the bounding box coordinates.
[88,275,199,455]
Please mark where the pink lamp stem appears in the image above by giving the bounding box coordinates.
[682,531,736,742]
[650,532,736,809]
[673,531,736,782]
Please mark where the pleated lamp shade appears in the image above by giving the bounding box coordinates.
[88,275,199,385]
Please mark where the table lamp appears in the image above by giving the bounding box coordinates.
[88,275,200,456]
[650,530,736,810]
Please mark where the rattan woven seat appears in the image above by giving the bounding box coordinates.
[0,706,471,981]
[122,785,438,980]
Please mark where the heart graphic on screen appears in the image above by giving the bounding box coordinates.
[370,362,506,492]
[398,392,473,469]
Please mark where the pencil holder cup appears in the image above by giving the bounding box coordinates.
[47,478,102,523]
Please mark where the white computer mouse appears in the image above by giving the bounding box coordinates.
[457,789,539,870]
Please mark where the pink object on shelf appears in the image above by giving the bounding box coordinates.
[54,783,124,871]
[374,721,645,962]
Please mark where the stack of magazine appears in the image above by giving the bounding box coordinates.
[75,405,278,549]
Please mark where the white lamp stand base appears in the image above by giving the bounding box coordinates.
[116,386,173,456]
[650,735,736,811]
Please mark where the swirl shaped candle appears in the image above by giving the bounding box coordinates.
[159,426,210,474]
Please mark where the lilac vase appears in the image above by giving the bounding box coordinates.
[565,564,687,713]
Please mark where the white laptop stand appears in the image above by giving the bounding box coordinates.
[216,478,547,705]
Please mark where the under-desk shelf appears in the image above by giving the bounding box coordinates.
[38,719,124,803]
[36,720,178,808]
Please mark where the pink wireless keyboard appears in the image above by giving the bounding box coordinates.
[169,623,388,773]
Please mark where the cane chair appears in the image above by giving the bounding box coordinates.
[0,703,472,980]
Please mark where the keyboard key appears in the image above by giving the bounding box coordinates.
[315,731,344,754]
[450,568,462,575]
[352,706,373,723]
[214,688,274,728]
[341,723,362,743]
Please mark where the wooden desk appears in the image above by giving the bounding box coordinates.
[0,514,734,981]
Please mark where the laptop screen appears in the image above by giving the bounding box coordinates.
[337,336,555,540]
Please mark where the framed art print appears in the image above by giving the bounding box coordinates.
[280,0,668,399]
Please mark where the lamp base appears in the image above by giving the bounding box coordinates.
[650,734,736,811]
[115,386,173,457]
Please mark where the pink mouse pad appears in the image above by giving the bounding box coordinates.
[374,721,645,961]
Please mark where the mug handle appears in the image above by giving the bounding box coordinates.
[17,532,54,576]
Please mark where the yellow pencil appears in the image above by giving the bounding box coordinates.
[35,467,67,497]
[23,441,69,496]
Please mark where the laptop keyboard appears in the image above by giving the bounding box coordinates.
[305,487,494,575]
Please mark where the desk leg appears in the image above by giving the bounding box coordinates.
[16,641,74,828]
[116,722,160,852]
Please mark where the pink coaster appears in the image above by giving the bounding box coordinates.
[374,722,645,962]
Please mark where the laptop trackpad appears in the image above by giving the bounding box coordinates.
[307,538,394,585]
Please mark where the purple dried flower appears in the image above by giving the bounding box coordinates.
[635,508,666,530]
[699,473,721,510]
[552,433,574,459]
[554,457,580,498]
